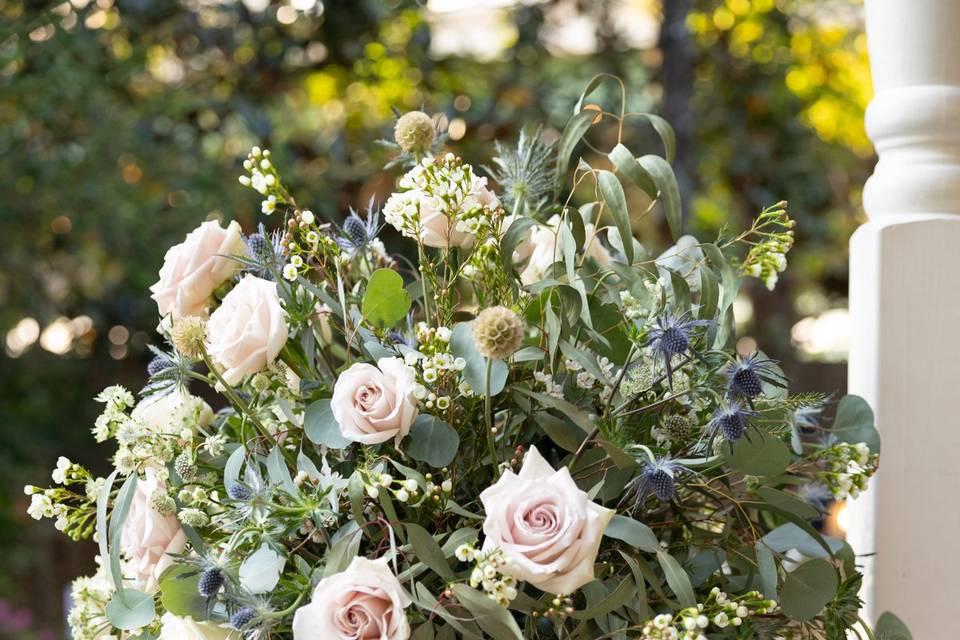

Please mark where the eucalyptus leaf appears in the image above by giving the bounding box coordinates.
[780,559,838,622]
[158,565,205,619]
[726,430,792,476]
[407,414,460,467]
[876,612,913,640]
[597,170,633,264]
[304,398,352,449]
[450,323,507,397]
[755,542,778,599]
[452,584,524,640]
[832,394,881,453]
[604,515,659,553]
[106,589,156,630]
[656,550,696,608]
[637,155,681,240]
[555,110,597,191]
[406,523,455,582]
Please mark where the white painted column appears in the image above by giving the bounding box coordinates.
[846,0,960,634]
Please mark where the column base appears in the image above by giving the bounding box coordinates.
[847,214,960,636]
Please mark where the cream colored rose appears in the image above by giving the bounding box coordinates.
[480,446,615,594]
[417,195,474,249]
[331,357,418,445]
[131,387,213,436]
[206,275,288,386]
[121,467,187,593]
[292,556,412,640]
[159,613,237,640]
[518,215,612,285]
[418,175,499,249]
[150,220,248,319]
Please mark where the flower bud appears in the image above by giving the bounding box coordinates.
[394,111,436,153]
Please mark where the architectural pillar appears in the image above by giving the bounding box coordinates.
[846,1,960,634]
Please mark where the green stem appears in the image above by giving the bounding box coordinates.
[484,357,500,480]
[200,352,294,466]
[857,617,877,640]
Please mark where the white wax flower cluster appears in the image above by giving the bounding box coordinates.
[383,153,500,249]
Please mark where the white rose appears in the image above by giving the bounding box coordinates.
[518,215,611,285]
[150,220,248,319]
[158,613,237,640]
[292,556,412,640]
[130,387,213,436]
[206,275,288,386]
[121,467,187,593]
[331,357,419,445]
[480,446,615,594]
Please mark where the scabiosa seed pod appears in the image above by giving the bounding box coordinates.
[227,483,253,501]
[473,306,525,360]
[394,110,435,153]
[170,316,207,359]
[662,414,694,443]
[198,567,224,597]
[230,606,257,629]
[146,355,167,377]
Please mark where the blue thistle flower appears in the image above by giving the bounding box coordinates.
[724,353,785,401]
[639,457,685,501]
[709,401,757,443]
[336,199,382,257]
[146,355,167,377]
[387,330,413,348]
[230,606,257,630]
[227,483,253,501]
[646,314,711,389]
[198,567,224,597]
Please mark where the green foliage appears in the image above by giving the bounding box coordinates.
[362,269,412,328]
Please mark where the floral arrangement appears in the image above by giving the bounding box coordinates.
[27,77,908,640]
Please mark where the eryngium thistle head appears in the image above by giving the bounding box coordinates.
[246,233,270,259]
[227,483,253,501]
[473,306,524,360]
[174,451,197,482]
[725,353,783,400]
[170,316,207,359]
[709,401,756,442]
[147,355,167,377]
[632,457,687,504]
[394,111,435,153]
[198,567,224,597]
[230,606,257,630]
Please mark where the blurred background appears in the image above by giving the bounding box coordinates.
[0,0,871,636]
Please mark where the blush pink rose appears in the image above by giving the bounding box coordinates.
[331,357,418,445]
[479,446,615,594]
[206,275,288,386]
[121,467,187,593]
[150,220,248,319]
[518,215,612,285]
[292,556,412,640]
[417,175,500,249]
